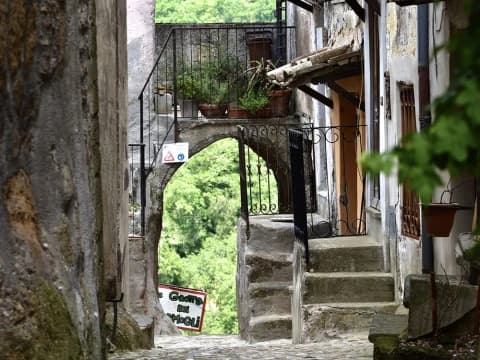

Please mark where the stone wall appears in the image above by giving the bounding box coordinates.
[0,0,128,358]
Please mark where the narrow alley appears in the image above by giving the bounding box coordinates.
[109,333,373,360]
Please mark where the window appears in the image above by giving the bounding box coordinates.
[399,83,420,239]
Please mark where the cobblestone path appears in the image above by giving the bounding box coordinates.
[109,333,373,359]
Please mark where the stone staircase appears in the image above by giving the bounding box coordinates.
[297,236,397,343]
[237,215,294,343]
[237,214,330,343]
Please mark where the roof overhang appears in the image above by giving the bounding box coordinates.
[267,45,364,111]
[267,45,363,88]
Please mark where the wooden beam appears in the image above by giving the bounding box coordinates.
[345,0,365,22]
[365,0,381,15]
[327,81,365,112]
[310,61,362,84]
[286,0,313,13]
[299,85,334,108]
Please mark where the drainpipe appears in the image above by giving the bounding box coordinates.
[418,4,434,274]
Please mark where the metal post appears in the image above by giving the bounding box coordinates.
[139,94,146,236]
[172,29,178,142]
[289,129,309,266]
[238,126,250,237]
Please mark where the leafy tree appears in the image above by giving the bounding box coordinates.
[155,0,276,23]
[161,139,240,257]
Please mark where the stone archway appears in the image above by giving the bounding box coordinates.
[128,117,300,333]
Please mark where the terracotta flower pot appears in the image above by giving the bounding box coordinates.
[198,104,227,118]
[269,89,292,117]
[228,108,250,119]
[249,107,272,118]
[422,203,460,237]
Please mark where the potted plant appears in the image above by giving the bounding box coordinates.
[422,203,461,237]
[183,56,240,118]
[197,80,229,118]
[239,88,271,118]
[230,59,292,118]
[269,86,292,117]
[176,68,201,118]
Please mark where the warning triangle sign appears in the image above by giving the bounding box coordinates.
[163,151,175,162]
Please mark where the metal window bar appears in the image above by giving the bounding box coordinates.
[399,83,421,239]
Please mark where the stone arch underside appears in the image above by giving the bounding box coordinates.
[138,118,301,332]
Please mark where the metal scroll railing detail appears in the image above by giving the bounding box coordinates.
[237,123,315,219]
[295,125,368,238]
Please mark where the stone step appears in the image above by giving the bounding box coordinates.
[247,214,330,252]
[302,302,398,342]
[304,272,394,304]
[248,314,292,343]
[248,282,292,318]
[246,251,292,283]
[308,236,384,273]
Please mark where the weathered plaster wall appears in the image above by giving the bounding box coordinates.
[0,0,128,358]
[323,1,363,50]
[97,0,130,307]
[384,3,421,298]
[383,2,469,297]
[127,0,156,144]
[126,0,179,336]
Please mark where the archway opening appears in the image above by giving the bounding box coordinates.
[158,138,278,334]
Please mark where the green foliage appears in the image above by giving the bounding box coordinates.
[238,59,277,112]
[155,0,276,23]
[177,57,242,104]
[361,0,480,204]
[239,88,269,112]
[159,138,279,334]
[159,139,240,334]
[161,139,240,257]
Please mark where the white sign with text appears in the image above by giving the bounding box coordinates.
[158,284,206,331]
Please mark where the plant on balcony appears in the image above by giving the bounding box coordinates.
[179,56,241,118]
[239,88,270,116]
[177,68,202,118]
[237,59,273,117]
[231,58,291,118]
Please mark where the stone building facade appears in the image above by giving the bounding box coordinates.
[1,0,129,358]
[288,0,472,302]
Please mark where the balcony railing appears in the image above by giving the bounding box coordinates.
[133,24,296,235]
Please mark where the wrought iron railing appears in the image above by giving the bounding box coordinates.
[293,125,367,238]
[238,123,316,234]
[238,123,367,240]
[289,125,367,264]
[132,24,296,235]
